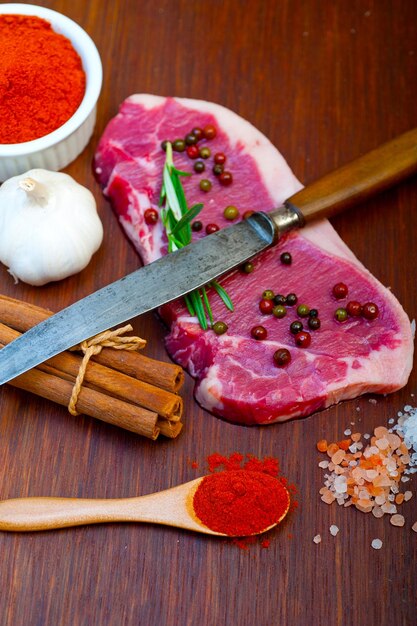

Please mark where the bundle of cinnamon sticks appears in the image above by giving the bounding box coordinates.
[0,295,185,440]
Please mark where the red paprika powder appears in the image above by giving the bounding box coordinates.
[0,14,86,144]
[193,469,290,536]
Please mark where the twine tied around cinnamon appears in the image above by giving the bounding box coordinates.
[68,325,146,416]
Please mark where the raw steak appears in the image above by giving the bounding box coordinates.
[94,95,414,425]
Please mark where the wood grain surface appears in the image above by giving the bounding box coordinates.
[1,1,416,625]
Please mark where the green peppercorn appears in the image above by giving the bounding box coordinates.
[213,164,224,176]
[297,304,310,317]
[335,308,348,322]
[194,160,205,173]
[308,317,321,330]
[262,290,275,300]
[286,293,298,306]
[212,321,228,335]
[199,179,212,192]
[185,133,198,146]
[290,320,303,334]
[223,205,239,221]
[309,308,319,318]
[173,139,186,152]
[241,262,254,274]
[273,305,287,318]
[273,294,286,306]
[199,147,211,159]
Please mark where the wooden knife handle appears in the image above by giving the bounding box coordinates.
[286,127,417,222]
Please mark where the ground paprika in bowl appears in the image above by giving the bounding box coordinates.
[0,4,102,180]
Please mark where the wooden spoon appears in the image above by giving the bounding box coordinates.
[0,477,290,535]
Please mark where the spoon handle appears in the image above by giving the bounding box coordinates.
[0,496,134,531]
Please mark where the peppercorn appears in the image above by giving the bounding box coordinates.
[297,304,310,317]
[308,317,321,330]
[294,331,311,348]
[144,208,158,225]
[242,210,255,220]
[205,223,219,235]
[333,282,348,299]
[186,145,199,159]
[213,164,224,176]
[259,299,274,314]
[309,308,319,318]
[290,320,303,334]
[194,160,205,173]
[173,139,186,152]
[161,140,168,151]
[185,133,198,146]
[200,179,212,192]
[191,220,203,232]
[199,147,211,159]
[219,171,233,186]
[214,152,226,165]
[203,124,217,140]
[362,302,379,320]
[192,127,203,140]
[335,308,348,322]
[347,301,362,317]
[273,348,291,367]
[251,325,268,340]
[262,290,275,300]
[213,321,228,335]
[241,262,254,274]
[286,293,298,306]
[223,205,239,220]
[273,305,287,318]
[273,294,287,306]
[280,252,292,265]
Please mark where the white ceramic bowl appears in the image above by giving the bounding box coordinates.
[0,4,102,181]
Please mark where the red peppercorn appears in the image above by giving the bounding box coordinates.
[362,302,379,320]
[144,208,158,225]
[242,210,255,220]
[203,124,217,140]
[273,348,291,367]
[191,220,203,232]
[214,152,226,165]
[186,145,199,159]
[294,331,311,348]
[205,223,220,235]
[332,282,348,299]
[346,301,362,317]
[251,325,268,340]
[259,298,274,314]
[219,171,233,186]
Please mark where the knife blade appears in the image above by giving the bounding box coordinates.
[0,126,417,385]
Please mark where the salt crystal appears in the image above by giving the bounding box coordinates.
[401,476,410,483]
[390,514,405,527]
[356,407,361,412]
[318,461,329,469]
[412,522,417,533]
[404,491,413,501]
[334,476,348,493]
[364,433,371,439]
[381,503,397,514]
[371,538,383,549]
[376,438,389,450]
[344,429,352,436]
[375,495,386,506]
[330,525,339,536]
[369,398,377,405]
[388,418,395,425]
[372,506,384,518]
[313,534,321,544]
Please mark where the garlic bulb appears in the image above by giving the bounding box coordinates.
[0,169,103,286]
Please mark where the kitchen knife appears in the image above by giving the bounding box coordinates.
[0,127,416,385]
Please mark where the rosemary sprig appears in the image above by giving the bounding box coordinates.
[159,142,234,329]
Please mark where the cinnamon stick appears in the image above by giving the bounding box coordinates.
[0,323,182,422]
[7,362,160,440]
[0,295,184,393]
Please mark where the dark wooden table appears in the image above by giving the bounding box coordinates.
[1,1,416,624]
